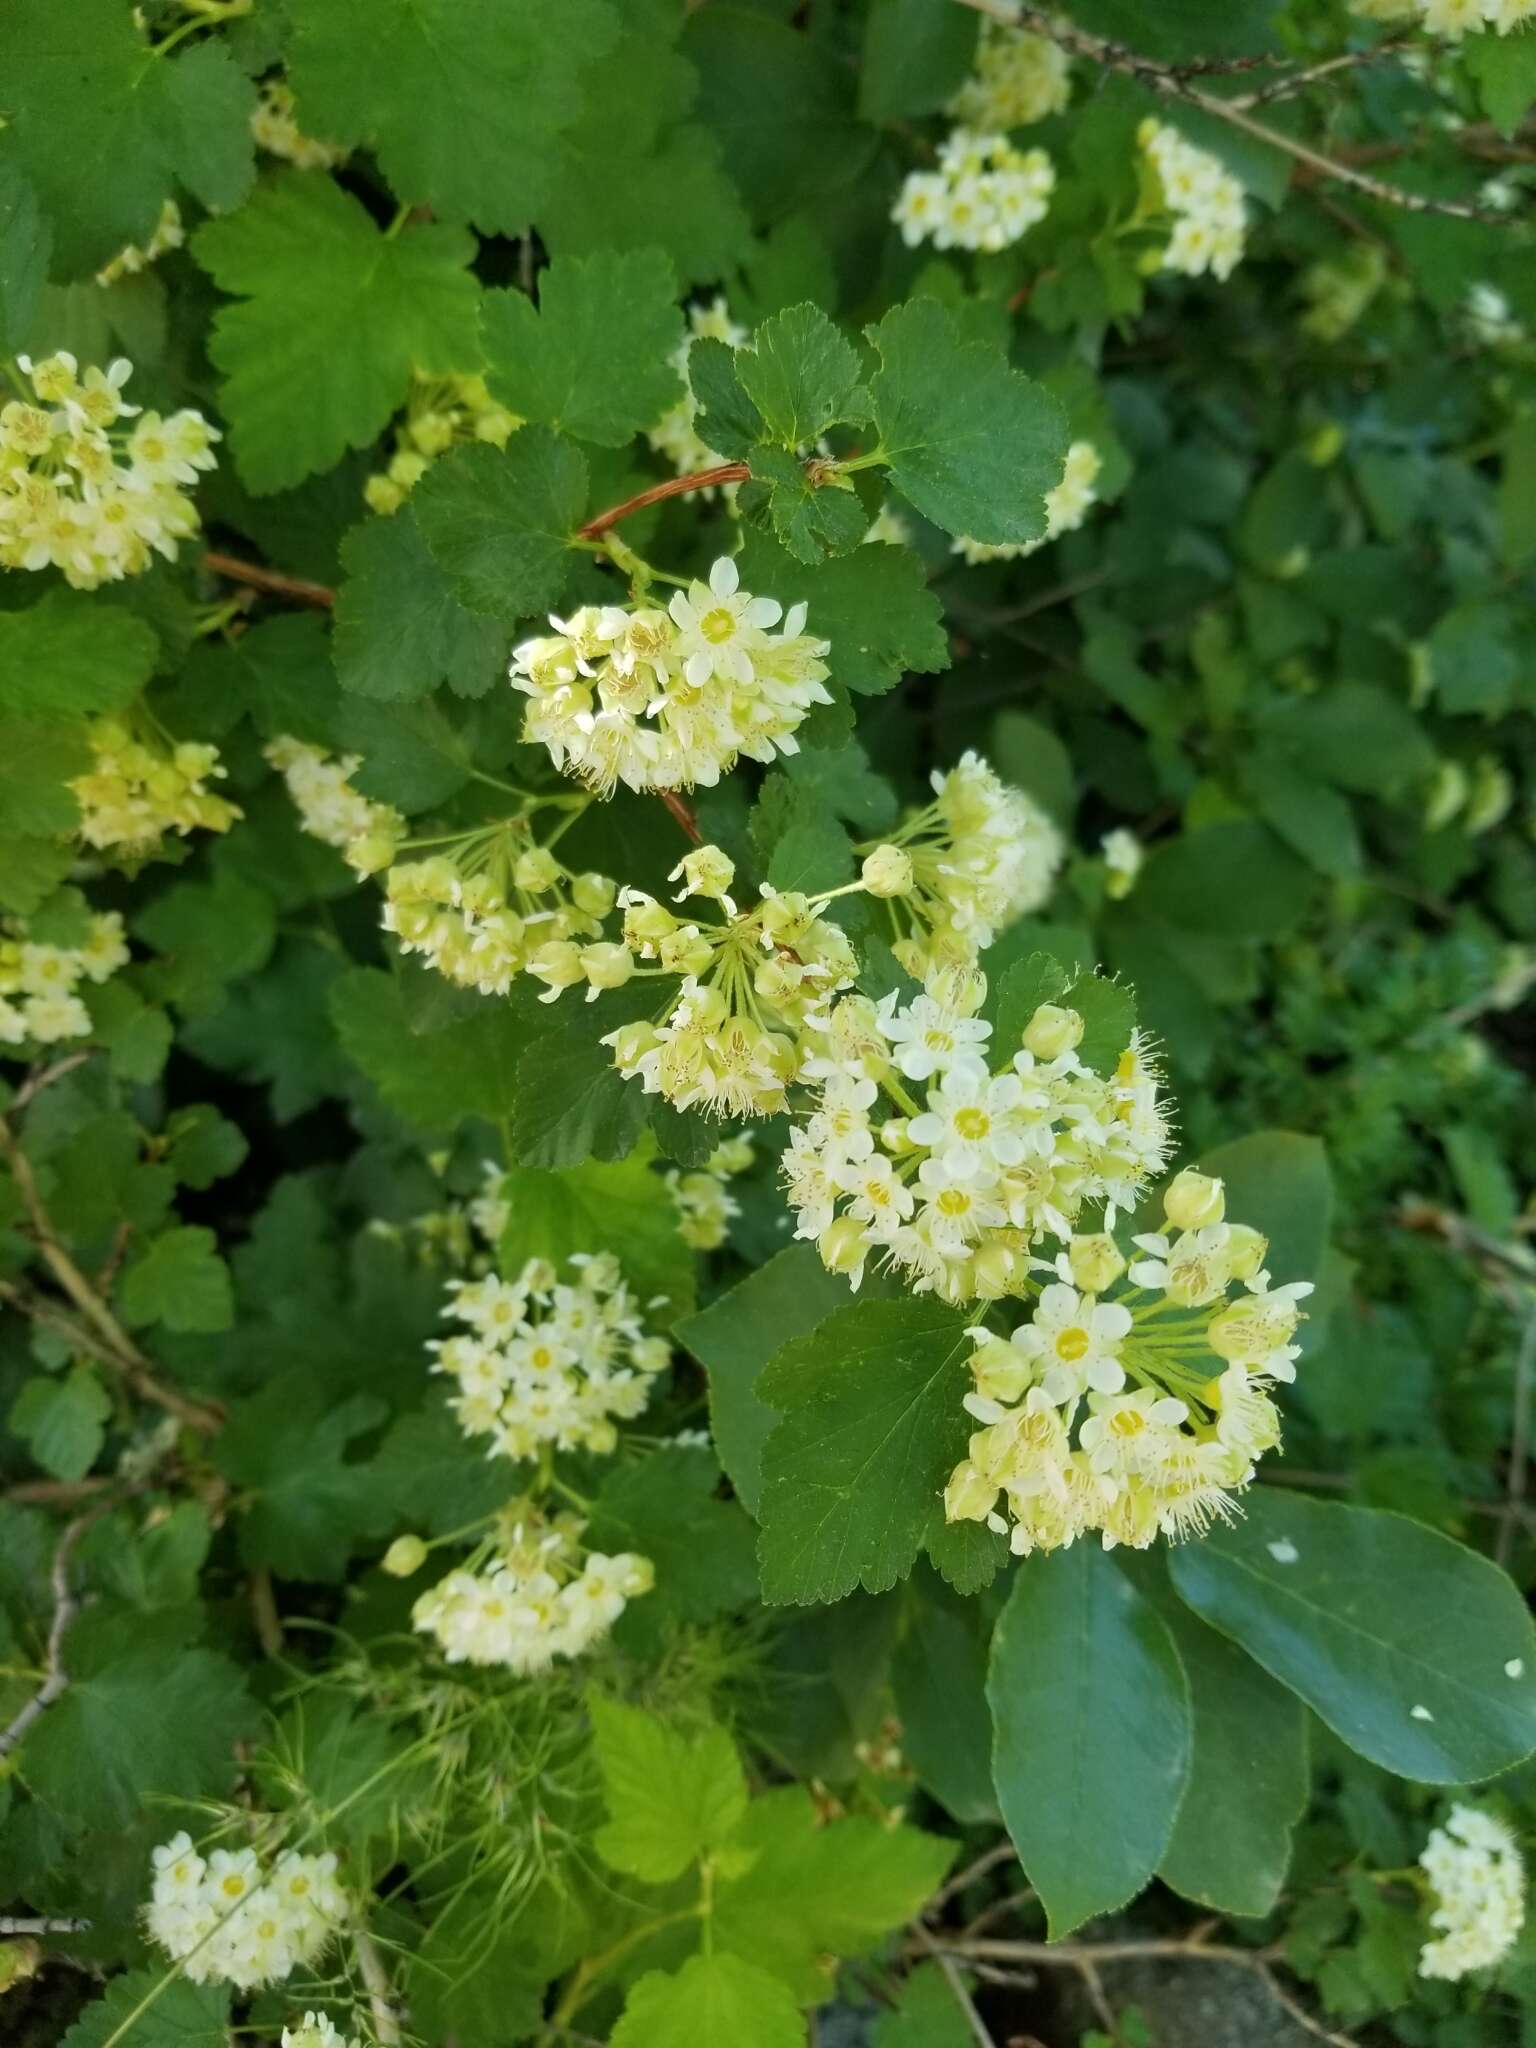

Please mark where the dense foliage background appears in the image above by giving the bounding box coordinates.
[3,0,1536,2043]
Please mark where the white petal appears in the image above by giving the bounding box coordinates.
[710,555,739,596]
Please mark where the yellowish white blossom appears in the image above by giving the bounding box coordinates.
[145,1833,345,1991]
[668,1133,756,1250]
[364,370,521,515]
[1139,121,1248,281]
[250,79,347,169]
[70,718,239,854]
[1101,828,1143,899]
[949,19,1071,130]
[95,200,184,288]
[893,130,1055,254]
[265,736,406,870]
[1418,1806,1526,1979]
[0,907,128,1051]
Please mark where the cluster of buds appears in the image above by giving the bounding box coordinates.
[364,369,521,516]
[1138,122,1248,282]
[511,556,832,795]
[0,352,219,590]
[854,751,1063,977]
[264,737,405,872]
[783,968,1172,1305]
[667,1132,756,1250]
[95,199,184,287]
[948,17,1071,128]
[944,1167,1313,1555]
[70,715,239,855]
[249,78,347,170]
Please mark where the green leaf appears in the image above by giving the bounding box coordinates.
[1134,821,1313,940]
[0,0,256,277]
[1465,27,1536,137]
[328,966,537,1131]
[1170,1492,1536,1782]
[0,833,75,916]
[287,0,619,236]
[0,164,50,357]
[334,509,507,701]
[510,1014,650,1170]
[742,445,871,564]
[990,709,1076,828]
[119,1227,233,1335]
[590,1695,748,1883]
[195,175,481,494]
[1059,970,1136,1078]
[497,1151,697,1325]
[892,1595,999,1825]
[590,1444,758,1624]
[9,1370,111,1482]
[872,1962,975,2048]
[691,335,766,462]
[677,1244,875,1516]
[735,302,868,450]
[413,431,588,619]
[1134,1560,1308,1917]
[482,250,683,446]
[867,300,1070,544]
[0,718,89,835]
[756,1297,974,1605]
[860,0,978,120]
[714,1786,954,1999]
[987,1545,1192,1938]
[61,1971,230,2048]
[22,1646,256,1830]
[216,1387,391,1581]
[990,950,1069,1047]
[1499,415,1536,568]
[612,1953,802,2048]
[736,529,950,696]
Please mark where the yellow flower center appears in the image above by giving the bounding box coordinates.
[1110,1409,1146,1438]
[952,1106,990,1140]
[221,1875,246,1898]
[699,605,738,644]
[936,1188,972,1217]
[1054,1326,1090,1363]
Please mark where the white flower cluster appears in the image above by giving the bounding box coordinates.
[604,847,858,1119]
[1139,122,1248,281]
[1101,828,1143,900]
[0,353,219,589]
[1465,282,1525,349]
[858,751,1063,977]
[383,842,616,1001]
[145,1832,345,1991]
[282,2015,359,2048]
[1355,0,1535,30]
[512,556,832,794]
[265,737,405,871]
[952,441,1102,566]
[71,718,240,854]
[1418,1805,1526,1980]
[96,199,184,288]
[893,131,1055,253]
[949,19,1071,129]
[431,1253,668,1460]
[784,973,1172,1305]
[250,79,347,168]
[364,370,521,516]
[947,1170,1312,1554]
[667,1133,755,1251]
[0,908,128,1050]
[647,297,748,480]
[412,1508,654,1673]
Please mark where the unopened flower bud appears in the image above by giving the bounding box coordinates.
[571,871,616,917]
[818,1214,869,1277]
[758,890,814,943]
[1163,1169,1226,1231]
[658,925,715,976]
[527,939,584,997]
[622,894,678,947]
[383,1534,428,1578]
[1022,1003,1083,1060]
[1067,1233,1126,1295]
[945,1460,997,1523]
[607,1020,662,1070]
[364,473,406,516]
[1223,1223,1268,1281]
[860,844,914,898]
[971,1241,1019,1299]
[972,1334,1031,1401]
[880,1117,914,1154]
[345,829,398,876]
[670,844,735,901]
[580,942,634,993]
[514,846,562,893]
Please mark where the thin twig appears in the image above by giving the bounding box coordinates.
[0,1915,92,1935]
[911,1924,994,2048]
[201,551,335,610]
[1231,41,1409,110]
[0,1500,117,1759]
[952,0,1509,224]
[11,1052,93,1113]
[927,1841,1020,1915]
[250,1566,284,1658]
[576,464,750,540]
[1498,1298,1536,1567]
[3,1475,115,1506]
[655,787,702,844]
[354,1924,403,2045]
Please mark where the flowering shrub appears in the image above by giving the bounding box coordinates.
[2,4,1536,2047]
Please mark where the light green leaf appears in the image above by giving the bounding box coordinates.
[333,509,507,701]
[590,1694,748,1884]
[0,0,255,277]
[195,175,481,494]
[735,301,868,451]
[756,1297,974,1605]
[988,1544,1192,1937]
[872,1962,976,2048]
[677,1244,878,1516]
[288,0,619,235]
[742,445,871,564]
[612,1953,802,2048]
[119,1226,233,1335]
[61,1971,230,2048]
[497,1150,697,1325]
[714,1785,955,2000]
[1168,1492,1536,1783]
[0,164,49,355]
[482,250,683,446]
[1058,969,1137,1078]
[0,718,89,835]
[413,431,588,619]
[867,299,1070,544]
[9,1370,111,1483]
[22,1646,256,1830]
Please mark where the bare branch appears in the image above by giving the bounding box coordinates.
[202,550,336,610]
[577,464,750,540]
[0,1915,92,1935]
[951,0,1509,225]
[0,1500,118,1759]
[354,1924,403,2045]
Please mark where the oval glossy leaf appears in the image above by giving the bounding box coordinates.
[988,1544,1191,1937]
[1168,1491,1536,1783]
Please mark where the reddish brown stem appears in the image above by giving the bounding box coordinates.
[656,788,702,843]
[577,465,750,540]
[202,551,336,610]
